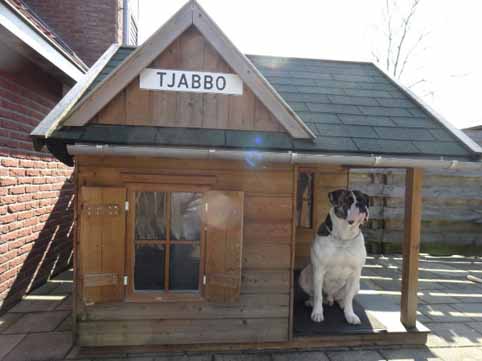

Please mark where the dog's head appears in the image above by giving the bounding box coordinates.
[328,189,369,226]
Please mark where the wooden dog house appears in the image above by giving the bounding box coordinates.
[32,0,482,351]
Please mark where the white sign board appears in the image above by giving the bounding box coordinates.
[139,68,243,95]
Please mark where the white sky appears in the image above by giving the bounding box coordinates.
[138,0,482,130]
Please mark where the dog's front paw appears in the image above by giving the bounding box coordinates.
[345,312,361,325]
[305,298,313,307]
[311,307,324,322]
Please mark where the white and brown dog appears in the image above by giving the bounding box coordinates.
[299,189,369,325]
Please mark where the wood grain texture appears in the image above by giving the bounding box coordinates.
[79,318,289,346]
[95,27,286,133]
[84,293,289,321]
[205,191,244,303]
[75,156,295,347]
[80,187,126,304]
[400,168,423,329]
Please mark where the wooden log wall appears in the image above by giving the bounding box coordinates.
[75,156,294,346]
[349,168,482,254]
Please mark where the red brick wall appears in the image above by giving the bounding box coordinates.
[24,0,122,66]
[0,61,74,311]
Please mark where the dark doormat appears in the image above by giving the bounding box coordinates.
[293,270,386,337]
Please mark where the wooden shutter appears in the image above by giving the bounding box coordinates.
[80,187,126,304]
[205,191,244,303]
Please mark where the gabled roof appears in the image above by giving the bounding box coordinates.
[0,0,87,81]
[31,1,482,164]
[55,0,313,139]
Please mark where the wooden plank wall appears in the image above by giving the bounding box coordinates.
[75,156,293,347]
[294,166,348,269]
[93,26,285,133]
[350,168,482,254]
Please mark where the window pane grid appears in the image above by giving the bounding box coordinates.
[133,190,202,293]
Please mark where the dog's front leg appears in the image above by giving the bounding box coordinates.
[311,264,325,322]
[343,270,361,325]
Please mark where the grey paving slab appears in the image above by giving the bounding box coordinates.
[9,297,64,313]
[425,322,482,346]
[56,295,73,311]
[417,292,460,305]
[431,346,482,361]
[379,347,441,361]
[467,322,482,334]
[271,351,329,361]
[3,331,73,361]
[419,304,473,323]
[4,310,69,334]
[55,314,72,332]
[0,334,25,360]
[326,350,386,361]
[49,282,73,295]
[0,312,23,333]
[450,303,482,320]
[29,281,61,296]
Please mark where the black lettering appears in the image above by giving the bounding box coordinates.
[192,74,201,89]
[204,75,213,90]
[216,76,226,90]
[178,73,189,88]
[167,73,175,87]
[157,71,167,87]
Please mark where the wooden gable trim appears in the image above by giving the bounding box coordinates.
[31,43,120,139]
[62,1,193,127]
[62,1,314,139]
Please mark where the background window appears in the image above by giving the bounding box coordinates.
[296,172,314,228]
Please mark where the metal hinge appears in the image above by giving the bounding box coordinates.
[202,275,207,285]
[125,201,129,211]
[123,275,128,286]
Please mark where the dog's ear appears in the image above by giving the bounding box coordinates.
[328,189,348,206]
[353,190,369,206]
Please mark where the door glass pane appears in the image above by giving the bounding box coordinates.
[170,192,202,241]
[135,192,166,240]
[134,243,165,290]
[169,243,200,290]
[296,172,313,228]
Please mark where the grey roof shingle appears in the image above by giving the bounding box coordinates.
[49,48,478,160]
[248,54,474,158]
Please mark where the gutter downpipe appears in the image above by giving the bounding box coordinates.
[122,0,129,45]
[67,144,482,171]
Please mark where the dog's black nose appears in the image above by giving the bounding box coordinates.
[348,220,354,225]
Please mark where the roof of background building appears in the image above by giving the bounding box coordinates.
[3,0,87,72]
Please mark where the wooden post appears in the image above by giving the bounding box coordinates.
[400,167,424,329]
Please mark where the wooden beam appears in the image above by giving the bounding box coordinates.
[400,167,424,329]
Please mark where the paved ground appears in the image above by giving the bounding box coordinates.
[0,254,481,361]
